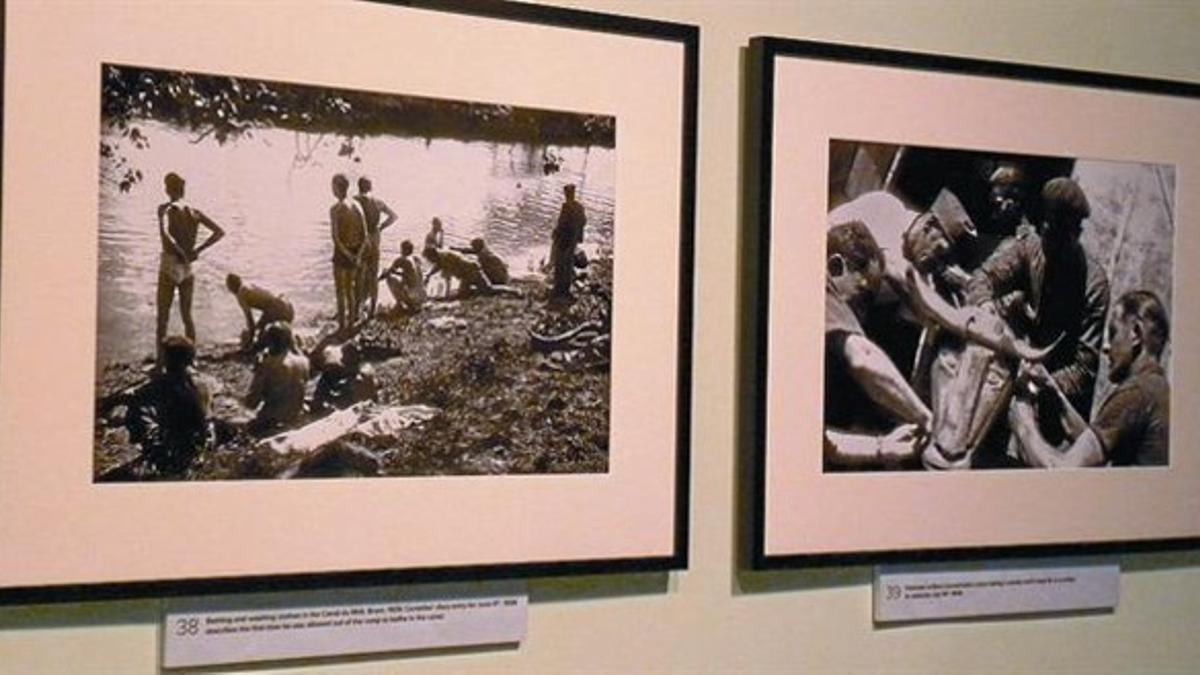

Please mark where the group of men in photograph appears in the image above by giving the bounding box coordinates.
[329,173,399,330]
[823,166,1170,470]
[130,169,587,475]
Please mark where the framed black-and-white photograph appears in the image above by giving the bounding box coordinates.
[0,0,695,601]
[745,37,1200,565]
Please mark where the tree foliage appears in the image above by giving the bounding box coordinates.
[100,64,615,190]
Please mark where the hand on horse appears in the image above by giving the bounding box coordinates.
[919,440,961,470]
[1016,360,1055,393]
[880,423,923,461]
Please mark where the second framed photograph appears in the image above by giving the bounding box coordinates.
[0,0,695,600]
[746,37,1200,565]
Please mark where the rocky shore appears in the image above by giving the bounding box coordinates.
[93,261,612,481]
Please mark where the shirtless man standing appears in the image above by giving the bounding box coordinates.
[329,173,367,332]
[155,172,225,362]
[225,273,295,351]
[354,175,398,318]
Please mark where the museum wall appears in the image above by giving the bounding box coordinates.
[2,0,1199,672]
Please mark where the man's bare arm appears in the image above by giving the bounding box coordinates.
[192,210,225,258]
[239,298,256,338]
[842,334,933,429]
[1019,362,1089,439]
[825,424,923,468]
[377,200,398,232]
[1009,396,1106,468]
[379,259,401,281]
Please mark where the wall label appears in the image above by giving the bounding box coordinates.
[874,558,1118,624]
[162,582,526,668]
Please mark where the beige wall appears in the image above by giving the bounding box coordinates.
[2,1,1199,672]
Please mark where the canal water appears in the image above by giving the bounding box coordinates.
[96,121,616,365]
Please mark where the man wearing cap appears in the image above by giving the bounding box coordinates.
[155,172,226,364]
[827,188,977,382]
[966,176,1110,417]
[354,176,398,318]
[828,188,977,301]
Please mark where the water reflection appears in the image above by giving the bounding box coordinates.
[96,122,616,364]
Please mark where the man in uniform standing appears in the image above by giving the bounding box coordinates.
[550,183,586,302]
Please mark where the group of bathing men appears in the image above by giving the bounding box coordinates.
[328,173,538,332]
[824,165,1169,470]
[132,170,587,474]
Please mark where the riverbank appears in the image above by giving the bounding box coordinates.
[93,260,613,480]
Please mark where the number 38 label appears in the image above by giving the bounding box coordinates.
[174,616,201,637]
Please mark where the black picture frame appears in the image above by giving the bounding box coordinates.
[743,36,1200,568]
[0,0,696,604]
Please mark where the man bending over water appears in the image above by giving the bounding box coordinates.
[424,248,522,299]
[155,172,225,363]
[225,273,295,352]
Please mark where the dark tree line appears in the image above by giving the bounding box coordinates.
[100,63,615,191]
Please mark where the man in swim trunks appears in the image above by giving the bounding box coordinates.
[225,273,296,352]
[329,173,367,332]
[155,172,225,364]
[354,175,398,319]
